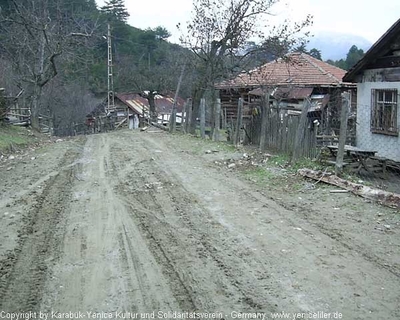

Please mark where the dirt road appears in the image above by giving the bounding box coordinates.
[0,130,399,319]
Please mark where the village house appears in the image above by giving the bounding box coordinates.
[86,92,185,131]
[216,52,356,138]
[343,18,400,161]
[113,93,185,126]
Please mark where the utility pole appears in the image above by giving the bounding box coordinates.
[106,23,115,114]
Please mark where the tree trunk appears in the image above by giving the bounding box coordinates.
[30,31,46,132]
[147,93,157,122]
[190,87,205,134]
[30,85,42,131]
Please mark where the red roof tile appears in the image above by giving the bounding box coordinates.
[216,52,352,89]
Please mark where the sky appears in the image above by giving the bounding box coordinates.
[96,0,400,45]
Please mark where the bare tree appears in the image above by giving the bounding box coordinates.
[41,79,100,136]
[0,0,97,130]
[180,0,312,133]
[115,39,187,122]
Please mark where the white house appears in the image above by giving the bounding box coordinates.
[343,19,400,161]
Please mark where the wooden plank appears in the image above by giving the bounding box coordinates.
[282,112,288,153]
[181,102,187,133]
[259,92,270,152]
[185,98,192,133]
[115,118,127,128]
[383,67,400,82]
[234,98,243,145]
[292,99,311,162]
[213,98,221,141]
[6,113,30,118]
[299,169,400,209]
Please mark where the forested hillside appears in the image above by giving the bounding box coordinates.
[0,0,312,134]
[0,0,187,131]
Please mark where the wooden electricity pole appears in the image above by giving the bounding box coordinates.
[170,64,186,133]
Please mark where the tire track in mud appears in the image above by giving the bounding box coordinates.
[0,145,83,312]
[108,143,197,311]
[109,140,279,313]
[272,198,400,278]
[112,131,400,319]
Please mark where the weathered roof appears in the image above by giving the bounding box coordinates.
[249,87,314,100]
[116,93,149,115]
[343,18,400,82]
[216,52,352,89]
[116,93,185,115]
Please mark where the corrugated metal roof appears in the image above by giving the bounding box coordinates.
[115,93,185,116]
[216,52,353,89]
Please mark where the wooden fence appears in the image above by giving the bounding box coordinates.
[245,107,318,159]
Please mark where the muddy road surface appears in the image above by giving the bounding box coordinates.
[0,130,399,319]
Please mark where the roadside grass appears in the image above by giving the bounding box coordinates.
[175,133,333,192]
[242,166,277,183]
[240,152,329,192]
[289,157,326,172]
[180,133,236,155]
[241,165,311,193]
[0,124,34,154]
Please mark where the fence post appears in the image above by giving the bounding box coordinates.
[213,98,221,141]
[259,91,270,152]
[233,98,243,145]
[292,99,311,162]
[335,92,350,175]
[170,64,185,133]
[181,101,187,133]
[200,98,206,139]
[223,108,227,130]
[185,98,192,134]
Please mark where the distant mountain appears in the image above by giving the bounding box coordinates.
[307,31,372,61]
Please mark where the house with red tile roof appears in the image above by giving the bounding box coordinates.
[217,52,356,137]
[217,52,351,89]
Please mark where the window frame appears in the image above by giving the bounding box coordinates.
[370,88,398,136]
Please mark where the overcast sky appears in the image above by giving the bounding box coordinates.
[96,0,399,44]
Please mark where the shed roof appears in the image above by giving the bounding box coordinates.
[216,52,353,89]
[115,93,185,115]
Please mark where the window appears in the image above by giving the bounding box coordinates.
[371,89,398,135]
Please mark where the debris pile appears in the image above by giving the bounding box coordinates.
[215,152,274,170]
